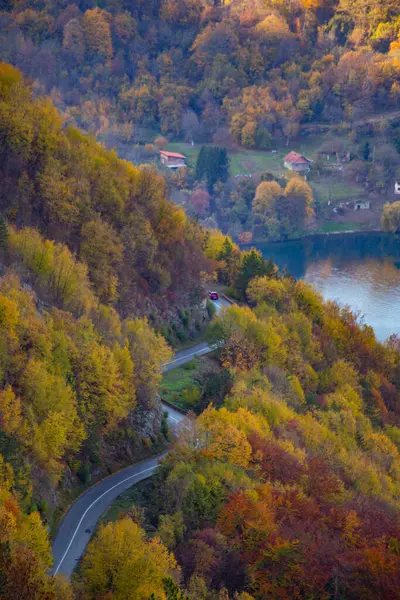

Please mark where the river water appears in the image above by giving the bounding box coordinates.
[255,232,400,342]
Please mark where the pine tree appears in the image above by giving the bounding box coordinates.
[196,146,230,192]
[217,147,229,182]
[195,146,206,181]
[218,237,233,260]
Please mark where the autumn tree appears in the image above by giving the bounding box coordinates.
[382,201,400,233]
[80,519,177,599]
[252,181,282,218]
[80,218,123,304]
[190,188,210,217]
[277,178,314,237]
[83,8,113,62]
[62,18,85,62]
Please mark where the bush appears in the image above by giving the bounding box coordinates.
[206,298,216,318]
[181,385,201,407]
[78,461,91,484]
[183,358,198,370]
[161,411,169,440]
[37,499,48,514]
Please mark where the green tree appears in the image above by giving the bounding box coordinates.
[0,217,8,255]
[235,249,276,297]
[196,147,230,192]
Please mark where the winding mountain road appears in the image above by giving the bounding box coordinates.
[51,296,232,577]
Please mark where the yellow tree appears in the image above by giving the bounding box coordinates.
[382,201,400,233]
[198,406,252,468]
[247,275,286,306]
[81,519,177,600]
[276,177,314,236]
[252,181,282,218]
[80,218,123,304]
[124,318,173,408]
[83,8,113,61]
[0,387,22,435]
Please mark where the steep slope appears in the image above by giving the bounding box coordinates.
[0,63,211,318]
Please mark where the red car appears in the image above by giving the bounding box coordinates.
[208,291,219,300]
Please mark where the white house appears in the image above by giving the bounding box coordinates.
[283,151,312,172]
[159,150,186,169]
[395,181,400,195]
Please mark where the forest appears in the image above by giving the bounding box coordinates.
[0,62,211,320]
[0,0,399,145]
[1,0,400,240]
[1,0,400,597]
[72,237,400,600]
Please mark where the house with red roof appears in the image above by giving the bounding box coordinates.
[283,151,312,172]
[160,150,186,169]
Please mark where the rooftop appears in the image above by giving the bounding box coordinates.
[160,150,186,159]
[284,151,311,164]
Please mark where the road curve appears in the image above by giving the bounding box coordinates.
[51,297,231,577]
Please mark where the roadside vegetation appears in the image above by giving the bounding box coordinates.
[86,227,400,600]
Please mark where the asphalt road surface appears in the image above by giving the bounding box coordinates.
[162,295,231,372]
[51,296,231,577]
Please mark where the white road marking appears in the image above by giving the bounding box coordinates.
[53,465,156,575]
[54,306,232,577]
[165,347,209,366]
[166,413,181,424]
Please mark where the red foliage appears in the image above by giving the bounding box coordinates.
[249,433,305,485]
[190,188,210,217]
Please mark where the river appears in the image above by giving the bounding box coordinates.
[255,232,400,342]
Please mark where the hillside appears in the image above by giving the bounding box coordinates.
[73,244,400,599]
[1,0,399,146]
[1,0,400,243]
[0,63,211,323]
[2,0,400,597]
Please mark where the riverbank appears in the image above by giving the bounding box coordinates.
[239,227,385,247]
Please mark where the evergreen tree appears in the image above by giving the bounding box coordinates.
[0,217,8,254]
[195,146,230,192]
[235,249,274,297]
[362,141,370,161]
[217,147,229,183]
[218,237,233,260]
[195,146,207,181]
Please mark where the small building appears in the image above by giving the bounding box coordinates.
[354,200,370,210]
[160,150,186,169]
[283,151,312,172]
[395,181,400,195]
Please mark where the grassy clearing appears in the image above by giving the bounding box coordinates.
[314,221,368,234]
[312,178,365,204]
[166,142,201,168]
[161,359,200,410]
[166,138,356,182]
